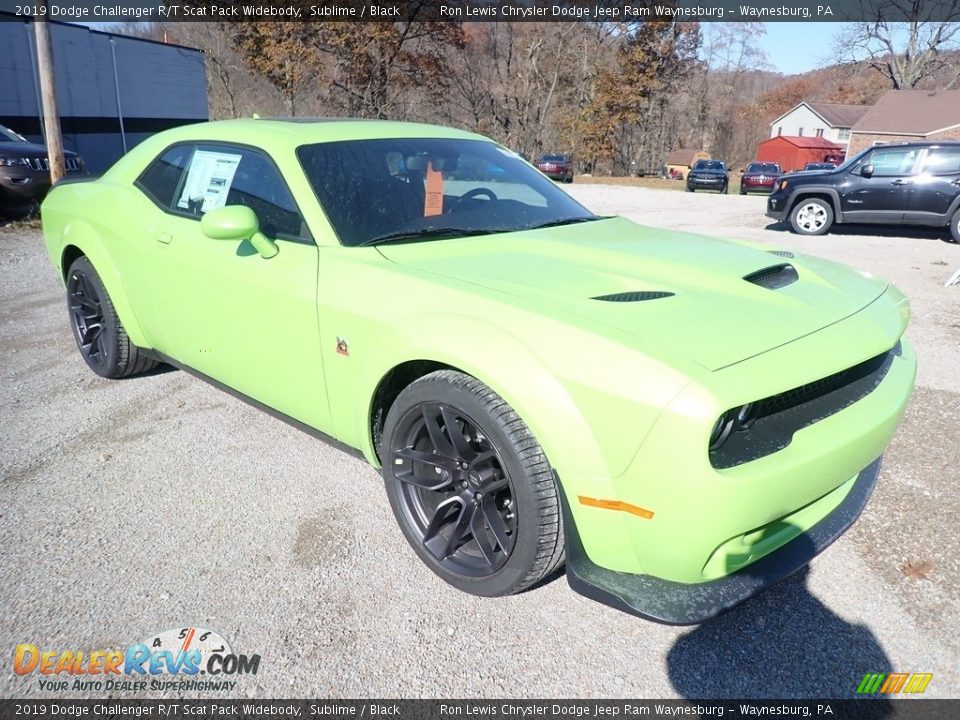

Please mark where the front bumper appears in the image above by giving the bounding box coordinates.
[687,176,726,190]
[742,178,776,193]
[0,171,50,206]
[565,458,879,624]
[765,191,790,220]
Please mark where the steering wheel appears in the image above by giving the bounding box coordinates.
[454,187,499,206]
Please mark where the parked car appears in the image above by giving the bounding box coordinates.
[685,159,728,193]
[41,119,915,623]
[535,154,574,183]
[767,141,960,242]
[803,162,836,171]
[0,123,86,216]
[740,162,782,195]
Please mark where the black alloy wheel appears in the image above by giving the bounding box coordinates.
[389,402,517,577]
[68,265,109,370]
[382,370,565,597]
[65,256,158,378]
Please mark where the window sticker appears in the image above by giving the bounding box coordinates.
[424,160,444,217]
[177,150,242,214]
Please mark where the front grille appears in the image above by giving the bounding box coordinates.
[592,291,675,303]
[710,343,900,469]
[744,263,799,290]
[26,157,82,172]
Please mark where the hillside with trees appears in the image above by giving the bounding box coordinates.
[116,18,960,172]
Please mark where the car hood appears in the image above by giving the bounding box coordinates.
[377,217,888,371]
[0,142,77,158]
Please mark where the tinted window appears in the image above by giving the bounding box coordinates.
[693,160,725,170]
[867,148,918,176]
[539,155,567,162]
[137,145,193,208]
[920,147,960,175]
[298,138,594,247]
[0,125,27,142]
[171,144,308,241]
[746,163,779,173]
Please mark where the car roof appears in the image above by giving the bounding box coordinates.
[155,118,488,146]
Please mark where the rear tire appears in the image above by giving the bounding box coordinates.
[66,256,158,379]
[789,197,834,236]
[686,186,694,193]
[949,210,960,243]
[382,370,564,597]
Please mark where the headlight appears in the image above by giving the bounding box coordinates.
[0,157,30,167]
[778,180,789,191]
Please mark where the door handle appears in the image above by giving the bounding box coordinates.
[890,179,910,186]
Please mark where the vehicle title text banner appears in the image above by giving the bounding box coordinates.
[2,0,960,23]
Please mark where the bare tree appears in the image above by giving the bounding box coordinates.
[835,3,960,89]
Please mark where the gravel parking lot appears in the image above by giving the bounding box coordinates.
[2,185,958,699]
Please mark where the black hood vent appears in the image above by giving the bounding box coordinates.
[768,250,795,258]
[744,264,799,290]
[592,291,675,303]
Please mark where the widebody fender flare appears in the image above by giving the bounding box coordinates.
[56,219,151,348]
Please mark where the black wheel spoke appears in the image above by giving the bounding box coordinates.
[68,269,108,368]
[481,495,512,552]
[422,405,456,458]
[394,448,456,490]
[442,505,474,559]
[440,406,477,462]
[470,506,497,567]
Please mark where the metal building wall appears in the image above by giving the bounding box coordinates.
[0,15,207,173]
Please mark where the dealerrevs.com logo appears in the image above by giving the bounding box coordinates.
[13,627,260,692]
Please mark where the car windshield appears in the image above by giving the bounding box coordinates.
[693,160,724,170]
[298,138,597,247]
[833,148,871,173]
[0,125,27,143]
[746,163,779,173]
[538,155,566,163]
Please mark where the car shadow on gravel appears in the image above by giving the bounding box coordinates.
[764,221,955,244]
[667,536,893,709]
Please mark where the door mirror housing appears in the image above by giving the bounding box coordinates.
[859,164,875,178]
[200,205,278,259]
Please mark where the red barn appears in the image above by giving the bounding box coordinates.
[755,136,844,172]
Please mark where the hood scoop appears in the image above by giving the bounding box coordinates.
[592,291,675,303]
[768,250,795,258]
[744,264,799,290]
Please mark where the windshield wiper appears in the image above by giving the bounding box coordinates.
[526,216,605,231]
[359,227,497,247]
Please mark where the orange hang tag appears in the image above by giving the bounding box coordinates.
[424,161,444,217]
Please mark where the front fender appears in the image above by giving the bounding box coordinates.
[351,314,609,482]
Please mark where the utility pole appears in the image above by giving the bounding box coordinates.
[34,3,65,184]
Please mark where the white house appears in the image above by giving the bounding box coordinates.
[768,102,870,150]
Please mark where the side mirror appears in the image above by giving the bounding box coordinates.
[200,206,278,259]
[860,164,875,178]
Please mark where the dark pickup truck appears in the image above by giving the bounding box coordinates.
[766,141,960,242]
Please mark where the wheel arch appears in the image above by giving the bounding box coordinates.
[787,186,843,223]
[59,232,151,348]
[355,317,614,496]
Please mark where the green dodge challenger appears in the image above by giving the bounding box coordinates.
[41,119,916,623]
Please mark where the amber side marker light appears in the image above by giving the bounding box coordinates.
[578,496,655,519]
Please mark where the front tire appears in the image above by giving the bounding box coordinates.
[950,209,960,243]
[66,256,158,379]
[382,370,564,597]
[789,197,834,236]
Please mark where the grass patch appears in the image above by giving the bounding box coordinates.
[575,175,746,194]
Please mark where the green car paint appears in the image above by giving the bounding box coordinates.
[41,119,916,607]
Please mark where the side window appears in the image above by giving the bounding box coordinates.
[920,147,960,176]
[175,144,309,242]
[136,145,193,208]
[869,148,918,176]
